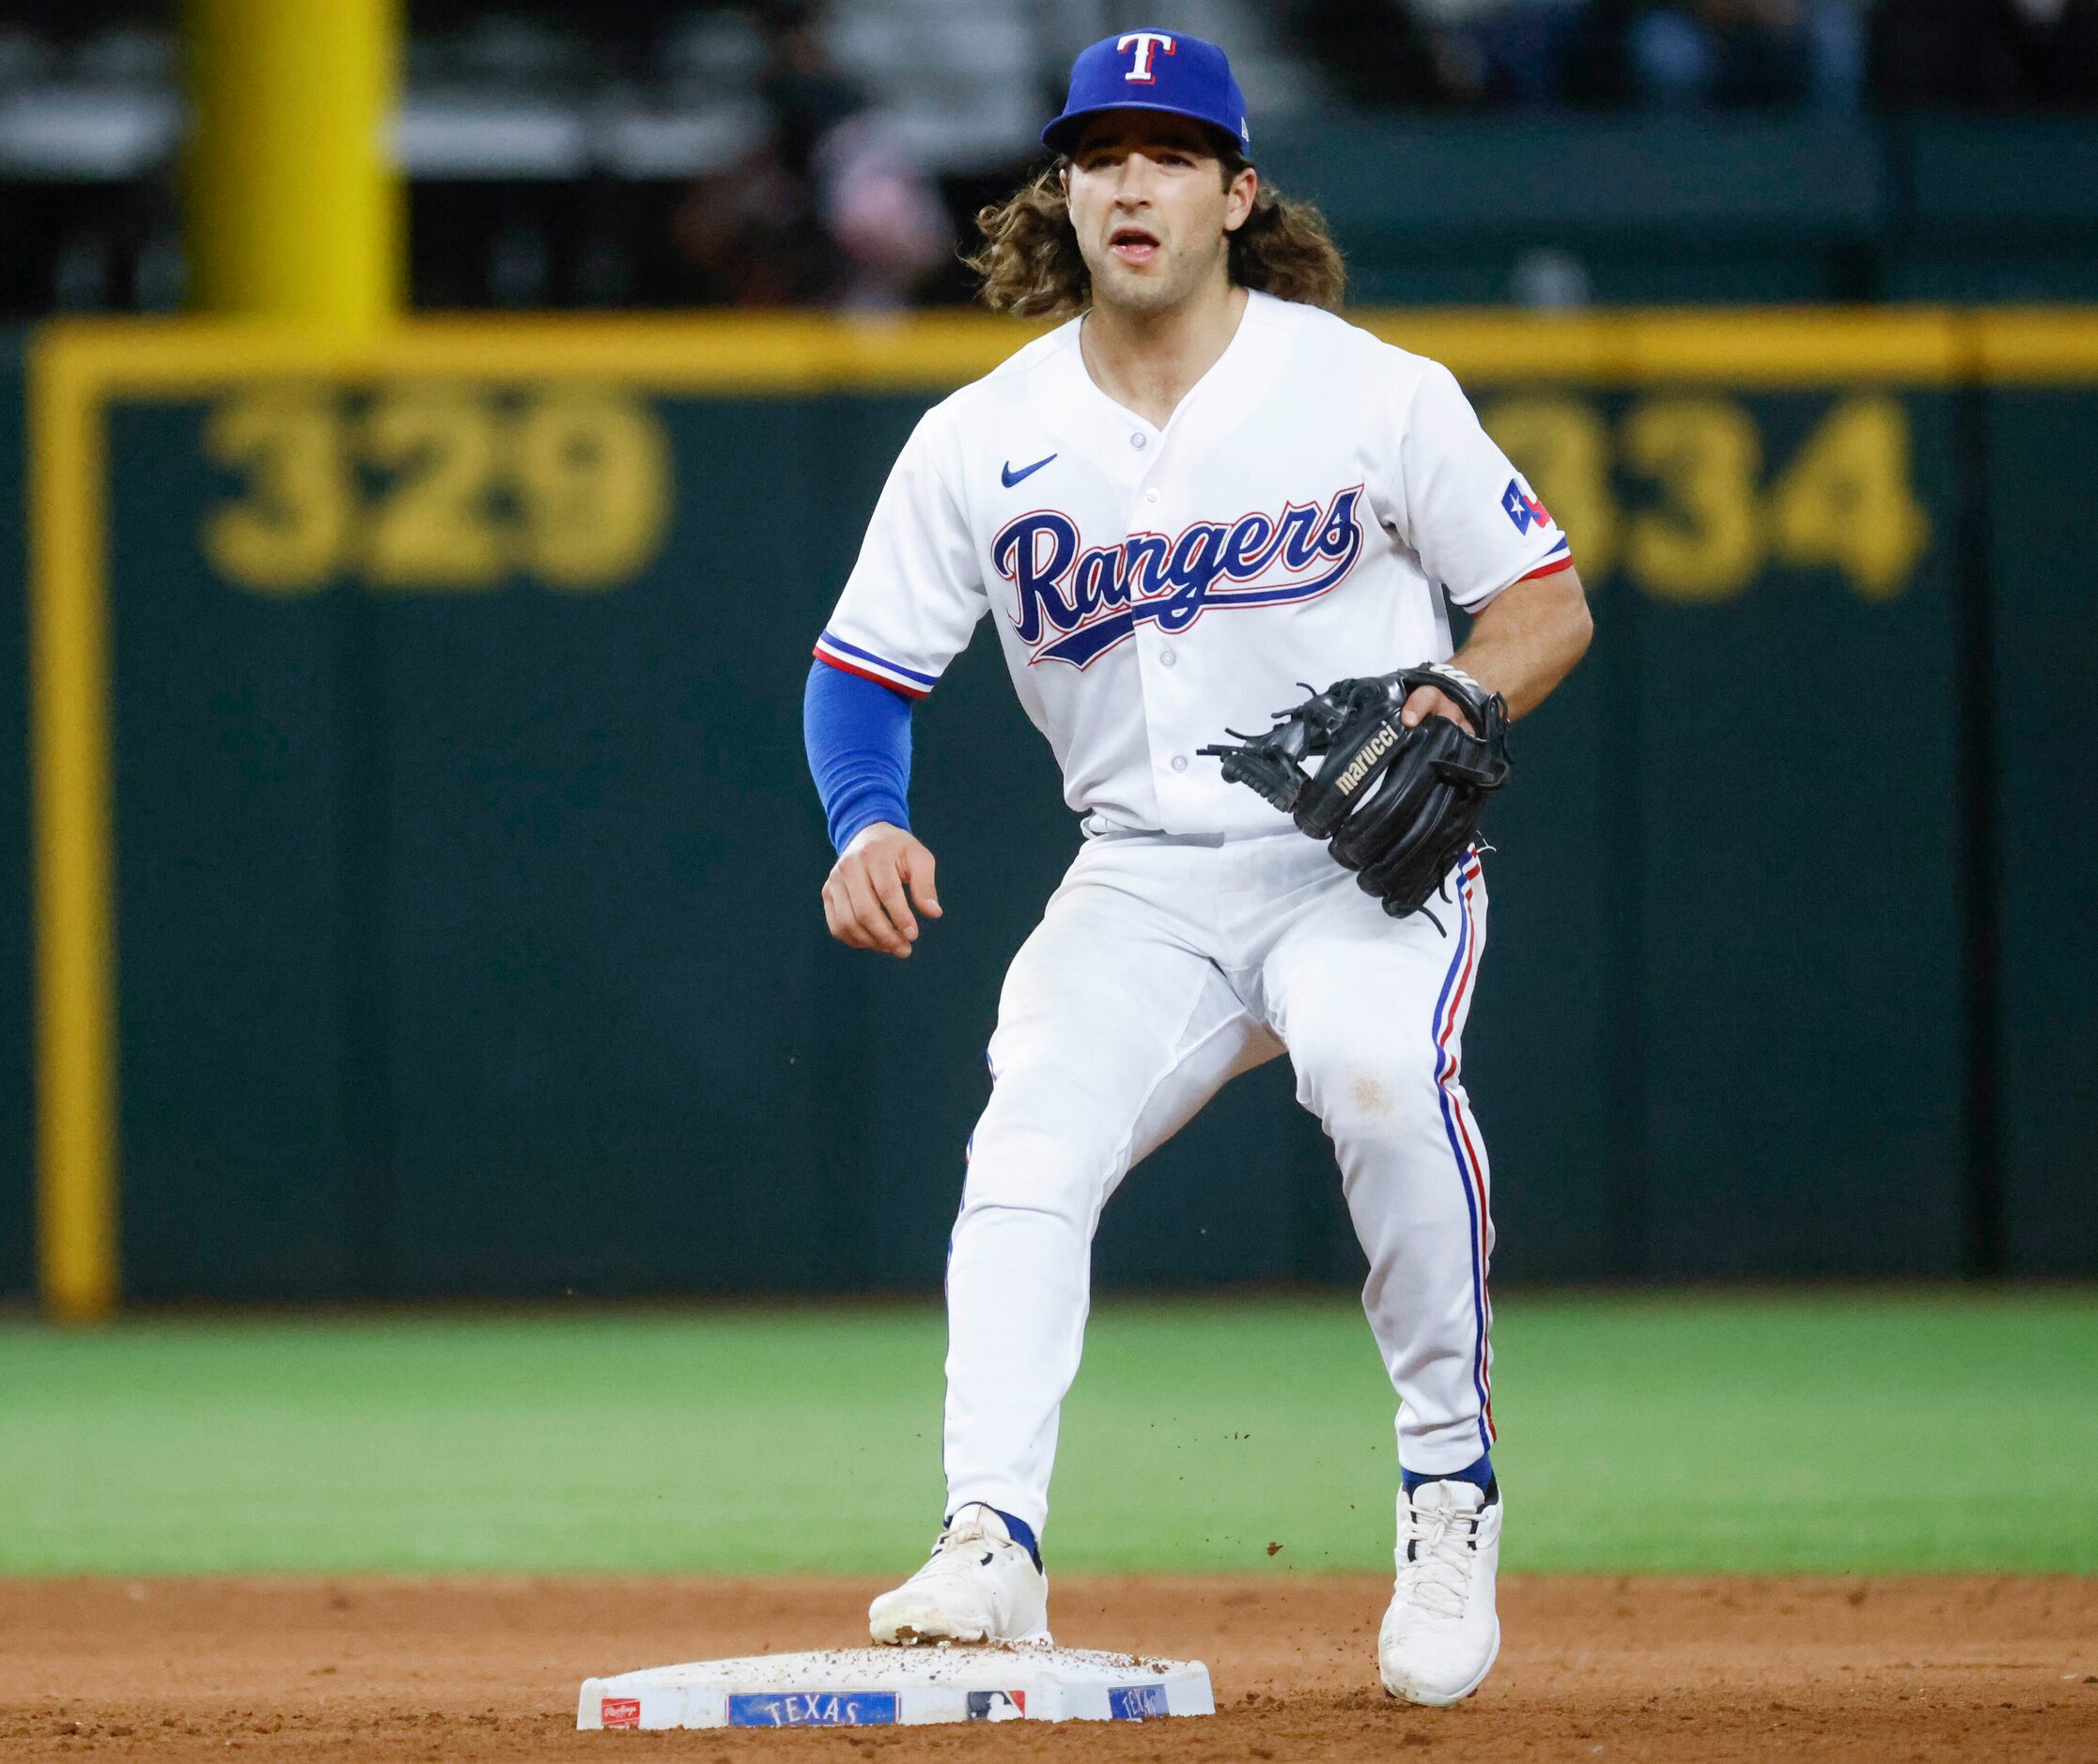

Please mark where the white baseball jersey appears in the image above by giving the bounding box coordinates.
[816,289,1572,840]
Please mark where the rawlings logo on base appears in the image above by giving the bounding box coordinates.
[599,1698,642,1728]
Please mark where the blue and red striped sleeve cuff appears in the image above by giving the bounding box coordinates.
[812,630,938,701]
[1514,535,1574,583]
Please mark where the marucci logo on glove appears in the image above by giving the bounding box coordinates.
[1332,723,1398,796]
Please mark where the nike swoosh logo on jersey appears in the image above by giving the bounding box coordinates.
[1001,453,1057,488]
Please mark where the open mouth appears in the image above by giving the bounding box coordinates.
[1108,224,1160,264]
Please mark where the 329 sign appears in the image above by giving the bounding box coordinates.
[202,383,674,594]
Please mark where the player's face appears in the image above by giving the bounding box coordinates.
[1064,114,1256,316]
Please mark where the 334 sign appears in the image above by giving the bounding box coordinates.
[202,383,673,593]
[1484,393,1932,602]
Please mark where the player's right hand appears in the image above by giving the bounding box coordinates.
[822,822,942,958]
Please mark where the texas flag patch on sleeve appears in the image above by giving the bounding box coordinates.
[1500,476,1555,536]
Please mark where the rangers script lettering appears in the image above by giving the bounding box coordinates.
[995,487,1364,668]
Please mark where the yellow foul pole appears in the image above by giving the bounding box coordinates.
[30,338,117,1323]
[185,0,403,330]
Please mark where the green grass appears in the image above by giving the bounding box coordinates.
[2,1290,2093,1577]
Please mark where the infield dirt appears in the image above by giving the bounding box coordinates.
[3,1575,2093,1761]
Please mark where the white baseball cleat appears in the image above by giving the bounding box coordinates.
[868,1504,1050,1647]
[1377,1478,1502,1707]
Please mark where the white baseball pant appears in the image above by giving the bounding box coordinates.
[941,829,1496,1538]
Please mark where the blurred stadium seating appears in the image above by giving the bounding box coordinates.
[1,0,2095,316]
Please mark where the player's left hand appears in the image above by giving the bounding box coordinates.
[1400,684,1469,729]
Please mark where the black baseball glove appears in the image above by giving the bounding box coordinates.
[1198,662,1511,921]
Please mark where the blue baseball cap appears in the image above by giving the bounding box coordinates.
[1041,31,1251,159]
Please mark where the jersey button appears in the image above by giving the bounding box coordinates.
[1171,754,1189,773]
[1144,487,1160,503]
[1129,432,1147,449]
[1158,648,1176,667]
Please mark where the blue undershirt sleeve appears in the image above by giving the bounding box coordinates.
[804,659,914,854]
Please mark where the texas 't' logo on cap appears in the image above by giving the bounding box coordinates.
[1118,31,1175,83]
[1041,30,1251,155]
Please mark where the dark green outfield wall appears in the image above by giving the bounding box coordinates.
[6,355,2094,1300]
[1988,394,2098,1277]
[1624,395,1966,1277]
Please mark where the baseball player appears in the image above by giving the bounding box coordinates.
[803,31,1591,1707]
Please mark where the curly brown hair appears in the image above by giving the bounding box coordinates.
[967,151,1347,319]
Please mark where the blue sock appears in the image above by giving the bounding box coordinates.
[949,1506,1042,1571]
[1403,1452,1495,1499]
